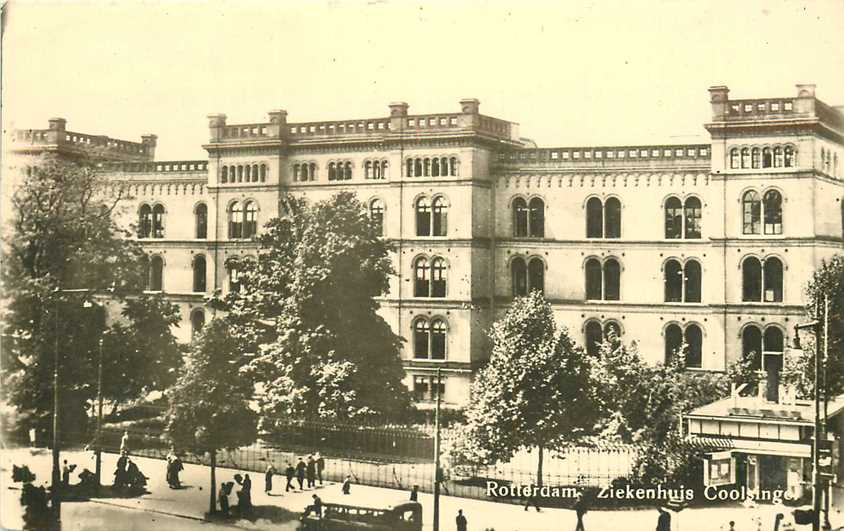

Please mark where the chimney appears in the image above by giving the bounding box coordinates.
[207,114,227,143]
[708,86,730,121]
[794,84,816,115]
[267,109,288,138]
[388,102,409,131]
[458,98,480,128]
[48,117,67,131]
[141,134,157,160]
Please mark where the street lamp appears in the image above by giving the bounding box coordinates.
[792,293,830,531]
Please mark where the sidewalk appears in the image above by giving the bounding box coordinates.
[2,447,840,531]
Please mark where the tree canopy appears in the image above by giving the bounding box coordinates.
[223,192,412,424]
[1,154,181,437]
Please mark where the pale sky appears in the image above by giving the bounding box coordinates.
[3,0,843,160]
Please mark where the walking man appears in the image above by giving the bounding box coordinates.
[574,492,587,531]
[456,509,468,531]
[296,457,306,490]
[656,506,671,531]
[120,430,130,454]
[265,464,276,494]
[315,453,325,485]
[306,455,316,488]
[410,485,419,501]
[285,462,295,492]
[342,475,352,495]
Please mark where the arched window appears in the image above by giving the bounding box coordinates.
[413,319,430,359]
[432,197,448,236]
[432,158,440,177]
[512,198,528,237]
[730,148,740,169]
[762,147,773,168]
[252,164,259,182]
[685,324,703,368]
[742,191,761,234]
[741,148,751,169]
[665,324,683,364]
[344,162,352,180]
[763,257,783,302]
[431,258,447,298]
[152,205,165,238]
[260,164,267,182]
[416,197,431,236]
[293,164,301,181]
[138,205,152,238]
[784,146,795,168]
[528,258,544,294]
[603,321,622,344]
[150,256,164,292]
[381,160,389,179]
[751,148,761,169]
[440,157,448,177]
[742,257,762,301]
[243,201,258,238]
[528,198,545,238]
[585,259,602,300]
[191,310,205,338]
[328,162,337,181]
[221,166,228,183]
[369,199,385,236]
[512,257,527,297]
[309,162,317,181]
[664,259,683,302]
[584,320,603,357]
[406,159,413,177]
[684,197,702,239]
[604,198,621,238]
[773,146,784,168]
[449,157,459,176]
[195,203,208,239]
[664,197,682,239]
[763,327,784,373]
[424,158,431,177]
[586,197,603,238]
[414,257,430,297]
[244,165,251,182]
[414,159,423,177]
[139,255,150,290]
[431,320,447,359]
[229,202,243,239]
[603,259,620,301]
[365,161,373,179]
[237,165,243,182]
[684,260,702,303]
[193,255,206,293]
[763,190,783,235]
[742,325,763,370]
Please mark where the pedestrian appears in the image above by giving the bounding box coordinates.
[61,460,76,486]
[656,506,671,531]
[315,453,325,485]
[524,488,541,513]
[114,452,128,488]
[456,509,468,531]
[301,493,323,519]
[171,455,183,488]
[306,454,316,488]
[573,492,587,531]
[265,464,276,494]
[410,485,419,501]
[242,473,253,513]
[342,475,351,495]
[296,457,306,490]
[285,462,295,492]
[120,430,129,454]
[219,481,232,515]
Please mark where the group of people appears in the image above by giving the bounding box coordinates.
[113,451,147,492]
[274,454,325,493]
[165,450,184,489]
[218,473,253,516]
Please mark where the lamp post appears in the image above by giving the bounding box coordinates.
[793,293,829,531]
[433,367,442,531]
[95,336,104,487]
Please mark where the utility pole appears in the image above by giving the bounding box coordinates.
[433,368,442,531]
[51,296,61,521]
[822,295,831,531]
[95,336,104,488]
[813,299,822,531]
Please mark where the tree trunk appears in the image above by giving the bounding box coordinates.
[536,445,544,489]
[209,449,217,514]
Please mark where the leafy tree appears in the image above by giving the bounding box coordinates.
[164,319,258,514]
[799,255,844,396]
[455,291,594,485]
[223,192,412,424]
[1,154,180,438]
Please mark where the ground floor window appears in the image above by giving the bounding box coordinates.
[412,375,445,402]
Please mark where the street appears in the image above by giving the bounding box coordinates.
[4,447,841,531]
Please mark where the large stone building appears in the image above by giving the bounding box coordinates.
[7,84,844,408]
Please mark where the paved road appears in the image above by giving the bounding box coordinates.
[3,447,843,531]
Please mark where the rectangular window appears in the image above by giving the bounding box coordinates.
[744,104,753,113]
[551,152,559,160]
[563,152,570,159]
[584,152,592,159]
[618,150,625,158]
[573,152,581,159]
[688,148,696,157]
[449,117,457,125]
[771,102,780,112]
[595,151,603,159]
[757,103,766,112]
[784,102,793,111]
[413,376,430,401]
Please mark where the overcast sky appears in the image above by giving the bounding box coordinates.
[3,0,843,160]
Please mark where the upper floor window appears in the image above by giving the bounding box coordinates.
[192,255,207,293]
[762,190,783,235]
[228,263,241,293]
[413,318,447,360]
[149,255,164,292]
[741,324,784,372]
[369,199,385,236]
[416,196,448,237]
[665,196,702,239]
[365,160,389,180]
[138,205,152,238]
[432,197,448,236]
[742,191,761,234]
[195,203,208,239]
[743,189,783,235]
[731,145,795,170]
[416,197,431,236]
[413,256,447,298]
[293,162,317,182]
[585,197,621,238]
[663,259,702,303]
[741,256,783,302]
[243,201,258,238]
[406,156,459,177]
[328,161,353,181]
[152,205,165,238]
[583,319,623,357]
[511,257,545,297]
[664,323,703,368]
[221,163,268,184]
[229,202,243,239]
[584,257,620,301]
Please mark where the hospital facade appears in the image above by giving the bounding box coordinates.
[8,83,844,408]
